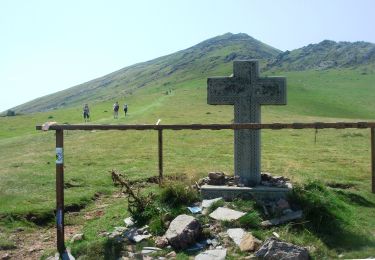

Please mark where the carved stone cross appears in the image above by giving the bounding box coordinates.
[207,60,287,186]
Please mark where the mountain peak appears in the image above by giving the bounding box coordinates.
[11,33,281,113]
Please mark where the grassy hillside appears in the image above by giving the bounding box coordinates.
[9,33,281,114]
[1,33,375,258]
[1,66,375,258]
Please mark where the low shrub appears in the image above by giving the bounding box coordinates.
[160,182,200,207]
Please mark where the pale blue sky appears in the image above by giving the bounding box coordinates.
[1,0,374,112]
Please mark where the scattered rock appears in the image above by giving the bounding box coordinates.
[165,214,201,249]
[276,198,290,210]
[209,207,245,221]
[195,249,227,260]
[239,233,261,252]
[261,210,303,227]
[28,245,42,253]
[125,226,152,242]
[227,228,245,246]
[45,253,59,260]
[166,251,176,258]
[227,228,261,252]
[208,172,226,185]
[124,217,135,227]
[108,226,127,240]
[201,197,223,208]
[206,238,219,248]
[70,233,84,243]
[141,247,162,255]
[261,172,292,188]
[155,236,169,248]
[0,254,11,260]
[255,237,309,260]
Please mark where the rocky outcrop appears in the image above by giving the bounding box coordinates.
[165,214,201,249]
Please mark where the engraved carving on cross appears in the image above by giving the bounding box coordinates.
[207,60,287,186]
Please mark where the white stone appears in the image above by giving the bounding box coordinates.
[124,217,134,227]
[227,228,246,246]
[125,227,152,242]
[201,197,223,208]
[133,234,152,243]
[141,249,154,255]
[209,207,245,221]
[195,249,227,260]
[143,247,162,251]
[70,233,84,243]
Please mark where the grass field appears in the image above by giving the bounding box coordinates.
[1,67,375,258]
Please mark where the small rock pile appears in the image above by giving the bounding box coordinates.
[197,171,292,188]
[57,193,306,259]
[261,172,292,188]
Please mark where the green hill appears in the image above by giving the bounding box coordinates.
[11,33,281,114]
[1,33,375,258]
[267,40,375,71]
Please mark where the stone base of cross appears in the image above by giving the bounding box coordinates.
[207,60,287,186]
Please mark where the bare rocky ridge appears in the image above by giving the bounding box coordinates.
[267,40,375,71]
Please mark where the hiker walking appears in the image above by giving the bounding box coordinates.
[123,103,128,117]
[113,101,120,119]
[83,104,90,122]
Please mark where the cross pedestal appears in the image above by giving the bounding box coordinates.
[207,60,286,187]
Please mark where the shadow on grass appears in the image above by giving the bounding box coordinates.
[289,181,375,251]
[334,190,375,207]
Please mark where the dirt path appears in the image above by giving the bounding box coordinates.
[0,193,113,260]
[0,224,81,260]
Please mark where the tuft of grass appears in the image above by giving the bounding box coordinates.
[238,211,262,229]
[206,199,225,214]
[160,182,200,207]
[229,198,257,212]
[148,216,166,236]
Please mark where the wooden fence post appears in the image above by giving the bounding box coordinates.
[371,128,375,193]
[56,129,66,255]
[158,129,163,185]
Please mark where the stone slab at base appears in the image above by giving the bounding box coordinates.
[201,185,291,201]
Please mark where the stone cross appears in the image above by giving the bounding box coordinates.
[207,60,287,186]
